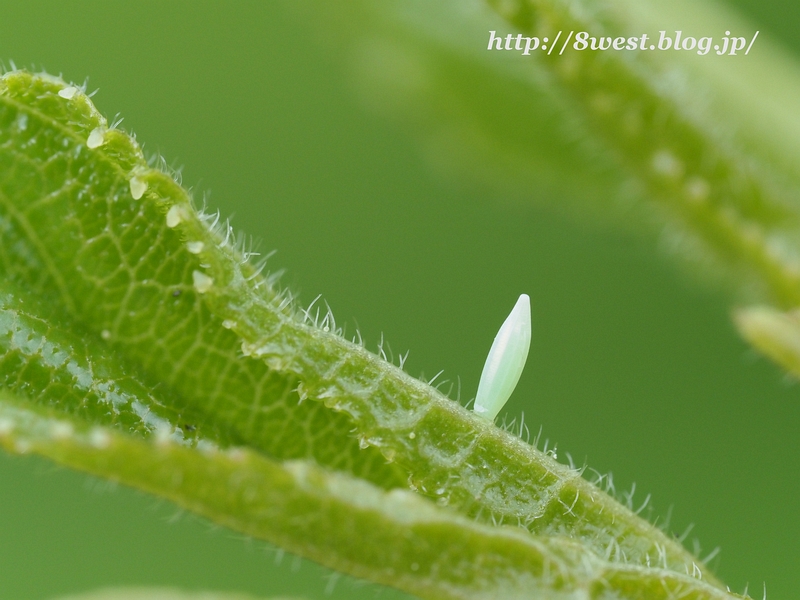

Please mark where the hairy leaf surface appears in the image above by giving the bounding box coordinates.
[0,70,748,599]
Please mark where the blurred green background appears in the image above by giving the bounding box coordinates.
[0,1,798,599]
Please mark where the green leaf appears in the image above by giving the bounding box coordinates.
[0,391,742,600]
[0,69,749,599]
[50,588,300,600]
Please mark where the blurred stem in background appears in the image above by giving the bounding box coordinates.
[294,0,800,391]
[300,0,800,311]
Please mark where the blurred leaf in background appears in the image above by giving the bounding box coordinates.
[0,1,798,599]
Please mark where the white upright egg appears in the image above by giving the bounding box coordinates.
[473,294,531,420]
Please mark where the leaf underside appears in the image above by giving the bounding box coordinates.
[0,68,749,600]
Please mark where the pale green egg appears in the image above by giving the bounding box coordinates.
[473,294,531,421]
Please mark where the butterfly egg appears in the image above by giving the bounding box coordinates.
[473,294,531,421]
